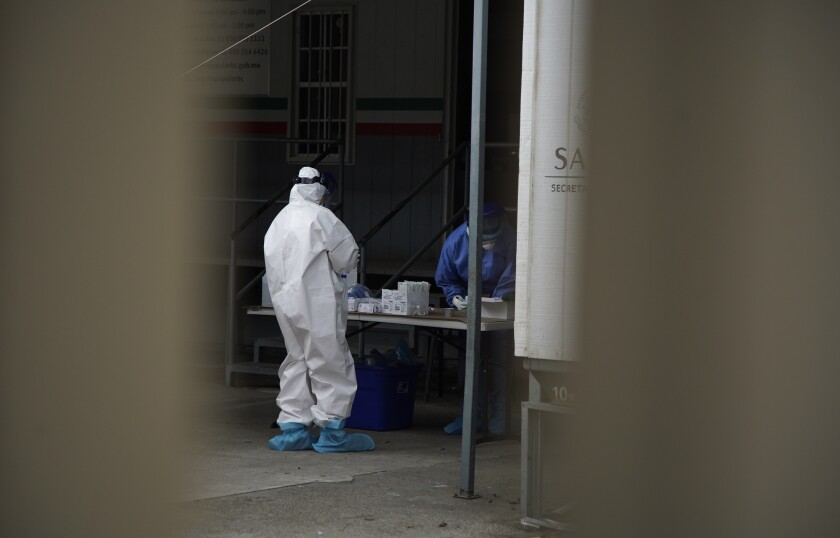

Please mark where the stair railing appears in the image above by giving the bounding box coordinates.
[356,141,467,287]
[351,141,468,356]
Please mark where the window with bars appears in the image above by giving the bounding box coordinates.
[291,8,353,162]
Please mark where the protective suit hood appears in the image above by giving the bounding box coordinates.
[290,182,327,205]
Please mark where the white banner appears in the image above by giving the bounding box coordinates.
[515,0,589,360]
[190,0,271,95]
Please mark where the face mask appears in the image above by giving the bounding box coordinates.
[482,239,496,251]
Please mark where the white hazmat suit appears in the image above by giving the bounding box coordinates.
[264,182,359,427]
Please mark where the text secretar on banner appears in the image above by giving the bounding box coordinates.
[550,184,587,193]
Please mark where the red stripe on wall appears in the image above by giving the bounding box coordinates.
[355,123,442,136]
[199,121,288,135]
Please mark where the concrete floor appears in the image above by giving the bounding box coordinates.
[178,382,559,537]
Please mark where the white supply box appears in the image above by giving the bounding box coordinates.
[481,297,514,320]
[348,297,382,313]
[381,288,429,316]
[357,300,382,313]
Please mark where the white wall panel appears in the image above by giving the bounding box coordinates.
[412,0,445,96]
[270,0,296,98]
[356,0,445,99]
[515,0,590,360]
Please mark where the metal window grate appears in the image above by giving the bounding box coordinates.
[292,8,352,160]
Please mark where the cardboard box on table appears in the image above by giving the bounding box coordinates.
[381,289,429,316]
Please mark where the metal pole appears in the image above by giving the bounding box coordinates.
[357,328,366,361]
[359,245,367,287]
[463,144,470,205]
[357,245,367,358]
[225,238,237,386]
[338,138,345,219]
[225,141,239,386]
[458,0,488,499]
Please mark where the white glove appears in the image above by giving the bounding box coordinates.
[452,295,469,311]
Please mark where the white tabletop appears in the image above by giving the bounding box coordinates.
[246,307,513,332]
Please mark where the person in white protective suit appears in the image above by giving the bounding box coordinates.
[264,166,374,453]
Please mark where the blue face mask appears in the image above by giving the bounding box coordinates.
[483,214,502,239]
[320,190,335,207]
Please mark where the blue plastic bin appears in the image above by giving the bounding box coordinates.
[346,364,421,431]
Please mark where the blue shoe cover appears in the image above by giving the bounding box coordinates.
[443,415,463,435]
[443,415,483,435]
[487,415,506,435]
[268,422,315,451]
[312,419,375,453]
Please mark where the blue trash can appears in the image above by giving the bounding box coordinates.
[346,364,422,431]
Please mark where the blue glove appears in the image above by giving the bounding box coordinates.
[347,284,372,299]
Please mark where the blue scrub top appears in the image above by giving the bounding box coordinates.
[434,221,516,306]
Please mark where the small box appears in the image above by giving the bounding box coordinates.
[481,297,514,320]
[350,298,381,313]
[357,300,382,313]
[381,289,406,315]
[346,364,422,431]
[381,288,429,316]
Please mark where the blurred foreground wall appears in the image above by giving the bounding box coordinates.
[0,2,194,536]
[578,2,840,537]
